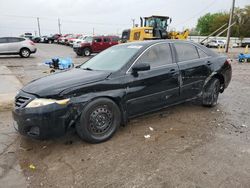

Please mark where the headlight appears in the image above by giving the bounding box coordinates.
[26,98,70,108]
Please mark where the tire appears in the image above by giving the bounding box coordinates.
[239,58,245,63]
[76,98,121,143]
[202,78,220,107]
[83,47,91,56]
[20,48,31,58]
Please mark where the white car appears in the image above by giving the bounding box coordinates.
[72,36,88,47]
[0,37,37,58]
[206,40,226,48]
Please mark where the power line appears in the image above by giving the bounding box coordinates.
[174,0,218,28]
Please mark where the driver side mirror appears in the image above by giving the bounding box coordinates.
[132,63,150,76]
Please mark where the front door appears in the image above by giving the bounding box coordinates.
[92,37,103,52]
[125,42,180,117]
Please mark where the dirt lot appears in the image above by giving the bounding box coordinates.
[0,44,249,188]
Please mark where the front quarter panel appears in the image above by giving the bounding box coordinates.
[61,75,127,121]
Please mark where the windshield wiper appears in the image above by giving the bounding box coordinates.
[82,67,93,71]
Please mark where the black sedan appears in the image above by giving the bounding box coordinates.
[13,40,232,143]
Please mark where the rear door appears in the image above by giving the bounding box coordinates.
[125,42,180,117]
[0,38,9,53]
[173,42,211,100]
[92,37,103,52]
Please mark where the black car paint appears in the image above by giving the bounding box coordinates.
[12,40,232,139]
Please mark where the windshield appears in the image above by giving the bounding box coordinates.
[145,18,168,29]
[80,44,142,71]
[83,36,93,42]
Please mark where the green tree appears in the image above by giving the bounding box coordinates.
[195,5,250,37]
[196,13,216,35]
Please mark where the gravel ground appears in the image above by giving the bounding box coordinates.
[0,44,249,188]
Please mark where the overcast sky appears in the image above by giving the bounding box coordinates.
[0,0,249,37]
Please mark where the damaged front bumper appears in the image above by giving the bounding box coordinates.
[12,103,72,139]
[12,91,78,139]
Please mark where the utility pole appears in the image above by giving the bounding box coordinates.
[58,18,62,34]
[132,19,135,27]
[93,28,95,36]
[225,0,235,53]
[37,17,41,37]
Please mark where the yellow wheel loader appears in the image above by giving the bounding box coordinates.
[121,15,189,42]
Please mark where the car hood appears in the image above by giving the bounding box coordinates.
[22,69,111,97]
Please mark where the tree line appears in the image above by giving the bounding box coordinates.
[193,5,250,38]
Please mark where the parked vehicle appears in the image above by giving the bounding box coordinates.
[241,38,250,47]
[64,34,75,45]
[58,34,71,44]
[40,36,49,43]
[68,34,83,47]
[0,37,37,58]
[40,34,61,44]
[48,34,61,43]
[72,36,87,47]
[73,36,119,56]
[206,39,226,48]
[13,40,232,143]
[32,36,41,43]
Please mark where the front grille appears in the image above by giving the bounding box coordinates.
[15,96,31,108]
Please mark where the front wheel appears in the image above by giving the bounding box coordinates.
[202,78,220,107]
[76,98,121,143]
[83,47,91,56]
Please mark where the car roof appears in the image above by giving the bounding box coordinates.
[93,35,119,38]
[117,40,218,57]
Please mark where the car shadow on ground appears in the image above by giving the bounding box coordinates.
[17,99,209,150]
[0,56,36,59]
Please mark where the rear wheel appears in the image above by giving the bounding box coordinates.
[83,47,91,56]
[202,78,220,107]
[20,48,31,58]
[76,98,121,143]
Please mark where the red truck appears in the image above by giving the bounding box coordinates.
[73,36,119,56]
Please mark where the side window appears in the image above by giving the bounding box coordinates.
[136,43,172,68]
[174,43,199,62]
[0,38,8,43]
[197,47,208,58]
[7,37,21,43]
[103,38,111,42]
[93,38,102,43]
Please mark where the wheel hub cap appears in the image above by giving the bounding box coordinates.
[89,107,113,135]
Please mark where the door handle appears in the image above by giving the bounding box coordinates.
[206,61,212,66]
[170,69,176,74]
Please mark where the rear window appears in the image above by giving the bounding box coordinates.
[174,43,199,62]
[0,38,8,43]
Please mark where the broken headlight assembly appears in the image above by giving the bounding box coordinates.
[25,98,70,108]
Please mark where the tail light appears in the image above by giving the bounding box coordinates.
[29,41,35,45]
